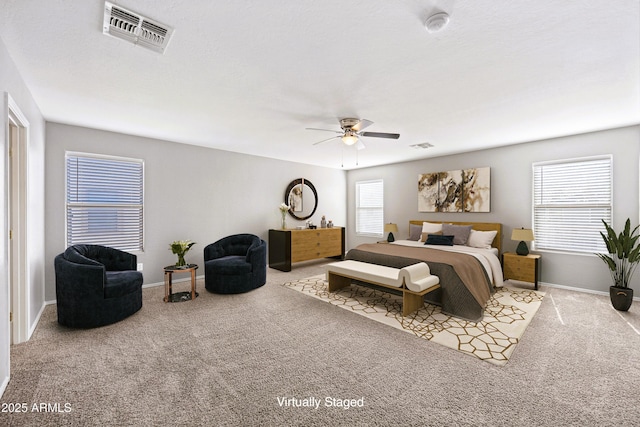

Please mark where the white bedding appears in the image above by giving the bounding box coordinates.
[390,240,504,287]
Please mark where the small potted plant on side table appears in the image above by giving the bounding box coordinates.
[597,219,640,311]
[170,240,196,268]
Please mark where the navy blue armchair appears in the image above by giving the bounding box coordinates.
[54,245,143,328]
[204,234,267,294]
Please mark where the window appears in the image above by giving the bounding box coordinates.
[533,155,612,253]
[355,179,384,237]
[66,152,144,251]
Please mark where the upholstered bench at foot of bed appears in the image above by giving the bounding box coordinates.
[325,260,440,316]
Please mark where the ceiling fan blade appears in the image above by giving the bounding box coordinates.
[355,139,366,150]
[306,127,342,134]
[351,119,373,132]
[360,131,400,139]
[312,135,341,145]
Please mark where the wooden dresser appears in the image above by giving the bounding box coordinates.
[268,227,345,272]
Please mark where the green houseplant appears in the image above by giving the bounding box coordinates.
[170,240,196,268]
[597,219,640,311]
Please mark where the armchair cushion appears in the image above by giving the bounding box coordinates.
[206,255,252,275]
[105,271,143,298]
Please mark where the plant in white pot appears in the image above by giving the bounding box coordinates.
[597,219,640,311]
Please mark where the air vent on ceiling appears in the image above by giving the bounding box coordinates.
[410,142,434,149]
[103,1,174,54]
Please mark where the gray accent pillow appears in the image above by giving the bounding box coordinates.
[441,224,473,245]
[408,224,422,241]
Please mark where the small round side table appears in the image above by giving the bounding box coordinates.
[163,264,199,302]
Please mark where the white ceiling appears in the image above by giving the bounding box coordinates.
[1,1,638,170]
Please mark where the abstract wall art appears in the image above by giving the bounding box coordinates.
[418,167,490,212]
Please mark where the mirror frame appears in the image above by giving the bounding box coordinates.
[284,178,318,221]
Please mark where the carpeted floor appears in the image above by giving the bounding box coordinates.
[1,259,639,426]
[284,275,545,365]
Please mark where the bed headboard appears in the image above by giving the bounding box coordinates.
[409,220,502,253]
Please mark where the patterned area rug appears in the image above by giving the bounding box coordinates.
[284,275,544,366]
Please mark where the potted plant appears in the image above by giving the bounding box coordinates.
[170,240,196,268]
[597,219,640,311]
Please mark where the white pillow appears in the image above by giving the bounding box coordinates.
[467,229,498,249]
[421,222,443,233]
[420,222,443,242]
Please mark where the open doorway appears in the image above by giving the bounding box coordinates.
[8,95,29,345]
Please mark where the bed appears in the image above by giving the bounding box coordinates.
[345,221,503,321]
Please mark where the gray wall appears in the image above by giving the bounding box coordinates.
[44,123,347,300]
[346,125,640,294]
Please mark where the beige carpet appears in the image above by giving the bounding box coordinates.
[284,275,544,366]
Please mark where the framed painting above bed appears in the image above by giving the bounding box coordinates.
[418,167,491,213]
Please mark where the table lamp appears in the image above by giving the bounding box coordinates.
[511,228,534,255]
[384,223,398,242]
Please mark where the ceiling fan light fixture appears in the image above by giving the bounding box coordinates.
[342,133,359,146]
[425,12,450,33]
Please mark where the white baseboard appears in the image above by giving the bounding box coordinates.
[0,375,9,399]
[28,302,49,339]
[539,281,640,301]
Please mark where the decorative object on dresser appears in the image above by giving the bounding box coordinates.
[284,178,318,220]
[278,203,290,229]
[502,252,541,290]
[418,167,490,212]
[511,228,534,256]
[269,227,345,272]
[596,218,640,311]
[384,223,398,242]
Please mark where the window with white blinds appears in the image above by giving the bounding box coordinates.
[66,153,144,251]
[356,179,384,237]
[533,156,612,253]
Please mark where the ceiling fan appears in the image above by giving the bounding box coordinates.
[307,118,400,150]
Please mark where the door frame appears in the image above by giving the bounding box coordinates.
[7,94,29,345]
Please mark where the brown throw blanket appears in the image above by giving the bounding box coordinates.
[346,243,494,321]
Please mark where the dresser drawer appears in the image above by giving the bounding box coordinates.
[269,227,345,271]
[289,229,342,262]
[503,261,535,281]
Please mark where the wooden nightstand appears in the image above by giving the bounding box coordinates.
[502,252,541,290]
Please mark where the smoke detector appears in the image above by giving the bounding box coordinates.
[103,2,174,54]
[424,12,450,33]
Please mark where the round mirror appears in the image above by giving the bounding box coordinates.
[285,178,318,221]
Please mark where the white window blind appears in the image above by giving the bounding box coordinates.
[533,156,612,253]
[356,179,384,237]
[66,153,144,251]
